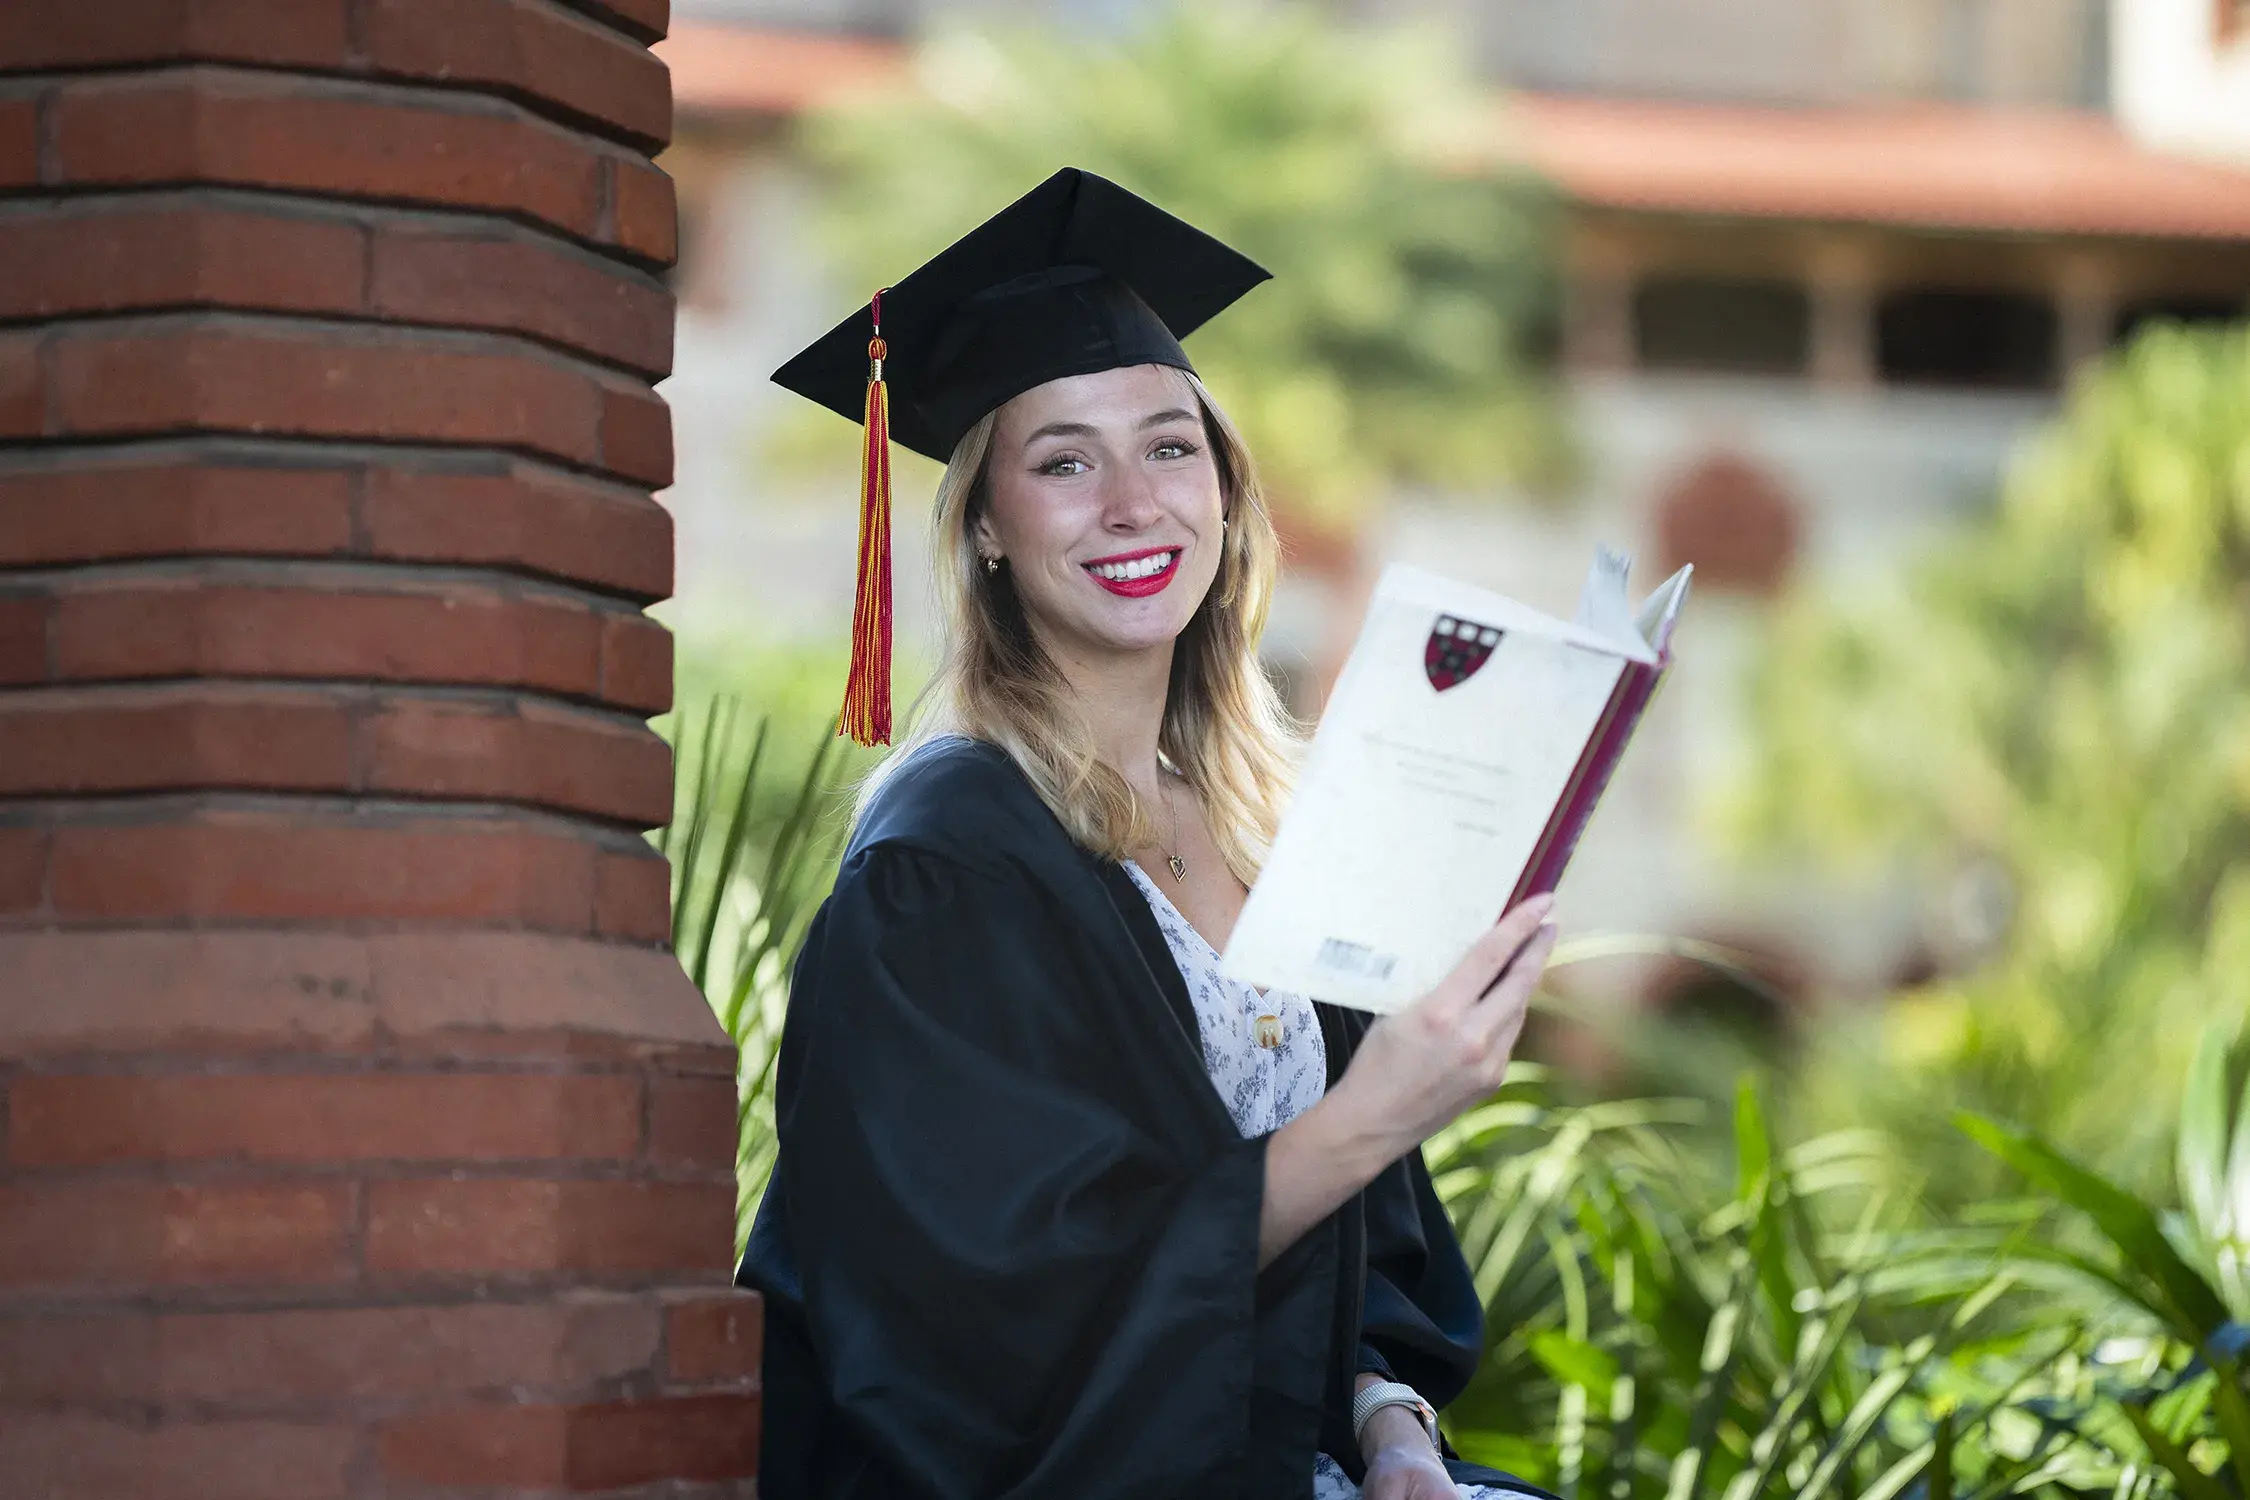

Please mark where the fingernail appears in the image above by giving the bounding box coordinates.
[1528,894,1556,916]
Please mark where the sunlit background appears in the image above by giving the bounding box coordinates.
[657,0,2250,1088]
[644,4,2250,1484]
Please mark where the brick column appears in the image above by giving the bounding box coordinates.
[0,4,760,1496]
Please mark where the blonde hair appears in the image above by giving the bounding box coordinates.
[862,369,1300,887]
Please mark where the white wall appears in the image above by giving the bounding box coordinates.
[2113,0,2250,163]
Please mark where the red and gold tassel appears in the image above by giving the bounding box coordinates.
[838,288,893,747]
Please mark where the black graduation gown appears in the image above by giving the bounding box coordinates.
[737,737,1549,1500]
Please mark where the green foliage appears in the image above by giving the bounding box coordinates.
[656,698,857,1245]
[792,0,1566,525]
[1435,1075,2037,1498]
[1723,323,2250,1202]
[1953,1025,2250,1500]
[654,703,2250,1492]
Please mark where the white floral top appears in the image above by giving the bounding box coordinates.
[1120,860,1328,1137]
[1119,862,1531,1500]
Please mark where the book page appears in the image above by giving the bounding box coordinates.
[1221,564,1632,1013]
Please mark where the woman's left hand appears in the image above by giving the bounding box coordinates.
[1361,1440,1460,1500]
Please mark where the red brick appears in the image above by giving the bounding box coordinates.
[381,1402,570,1487]
[0,684,355,796]
[0,0,351,70]
[47,814,602,928]
[613,157,679,266]
[665,1293,762,1383]
[654,1041,738,1077]
[0,1180,352,1289]
[0,1310,155,1405]
[571,1393,760,1487]
[0,96,36,188]
[46,321,625,477]
[0,591,51,683]
[599,378,673,487]
[0,0,668,148]
[0,1415,355,1500]
[0,929,714,1060]
[646,1074,735,1171]
[0,199,367,323]
[365,694,674,825]
[52,70,618,247]
[364,0,671,149]
[364,1177,734,1277]
[595,848,671,943]
[50,578,627,704]
[10,1071,642,1166]
[371,218,673,376]
[0,450,670,592]
[379,1393,756,1488]
[0,825,48,916]
[361,459,672,599]
[0,329,40,437]
[0,929,379,1057]
[0,454,356,566]
[581,0,670,44]
[0,1297,661,1406]
[600,610,674,713]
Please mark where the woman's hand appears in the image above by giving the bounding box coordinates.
[1361,1435,1461,1500]
[1256,896,1557,1268]
[1328,894,1558,1158]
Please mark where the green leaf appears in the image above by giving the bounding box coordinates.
[1530,1330,1620,1405]
[2119,1400,2232,1500]
[1958,1111,2229,1340]
[1664,1250,1759,1500]
[2180,1023,2231,1240]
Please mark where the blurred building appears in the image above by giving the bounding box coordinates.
[653,0,2250,1009]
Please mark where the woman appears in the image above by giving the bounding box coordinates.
[741,169,1559,1500]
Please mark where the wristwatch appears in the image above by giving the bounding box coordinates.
[1352,1380,1440,1449]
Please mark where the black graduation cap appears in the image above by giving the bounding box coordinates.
[772,167,1271,747]
[774,167,1271,463]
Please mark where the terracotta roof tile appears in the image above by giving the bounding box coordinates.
[661,25,2250,243]
[1497,92,2250,241]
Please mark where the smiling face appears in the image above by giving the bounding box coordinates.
[974,363,1226,665]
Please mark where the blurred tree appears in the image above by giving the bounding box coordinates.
[1723,324,2250,1204]
[791,0,1566,532]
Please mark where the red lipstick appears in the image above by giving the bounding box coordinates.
[1081,545,1181,598]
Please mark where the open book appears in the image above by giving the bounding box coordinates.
[1220,550,1692,1014]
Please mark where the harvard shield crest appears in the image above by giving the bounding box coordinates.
[1425,614,1502,692]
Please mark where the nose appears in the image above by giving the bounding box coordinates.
[1099,461,1164,533]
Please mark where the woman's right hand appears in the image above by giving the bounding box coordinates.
[1256,895,1557,1268]
[1330,895,1557,1157]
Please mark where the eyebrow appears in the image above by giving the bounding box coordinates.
[1020,408,1200,448]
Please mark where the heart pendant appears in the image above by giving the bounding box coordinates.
[1167,854,1187,882]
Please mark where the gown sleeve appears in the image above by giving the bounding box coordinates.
[1357,1147,1487,1406]
[769,841,1329,1500]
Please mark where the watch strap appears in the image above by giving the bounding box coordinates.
[1352,1379,1439,1448]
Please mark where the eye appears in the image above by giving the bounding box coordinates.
[1149,437,1201,461]
[1037,453,1090,477]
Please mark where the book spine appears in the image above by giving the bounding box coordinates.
[1507,656,1666,908]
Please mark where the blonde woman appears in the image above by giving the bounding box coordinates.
[740,170,1558,1500]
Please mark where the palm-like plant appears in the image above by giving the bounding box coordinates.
[1953,1018,2250,1498]
[794,0,1565,531]
[656,697,855,1245]
[1435,1075,2062,1499]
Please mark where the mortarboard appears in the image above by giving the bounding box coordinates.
[772,167,1271,746]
